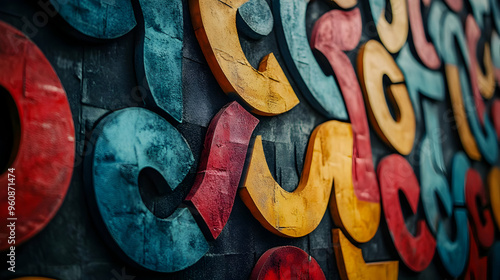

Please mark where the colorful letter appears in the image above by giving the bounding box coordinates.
[358,40,416,155]
[430,152,471,277]
[185,102,259,239]
[333,229,398,280]
[250,246,326,280]
[189,0,299,116]
[310,7,379,203]
[0,21,75,250]
[134,0,184,122]
[85,108,208,272]
[397,44,446,173]
[466,169,495,249]
[272,0,348,120]
[368,0,408,53]
[378,154,436,272]
[241,121,380,241]
[429,5,498,164]
[407,0,441,69]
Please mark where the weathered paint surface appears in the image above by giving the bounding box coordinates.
[135,0,184,122]
[250,246,326,280]
[396,37,466,275]
[419,120,450,234]
[50,0,136,39]
[272,0,348,120]
[445,65,482,161]
[368,0,408,53]
[489,167,500,231]
[378,155,436,272]
[0,22,75,250]
[358,40,416,155]
[397,45,446,173]
[430,6,498,164]
[236,0,273,40]
[466,169,495,249]
[189,0,299,116]
[407,0,441,69]
[242,121,380,241]
[419,151,469,277]
[311,8,379,203]
[185,102,259,240]
[463,226,488,280]
[241,121,339,238]
[86,108,208,273]
[332,229,398,280]
[431,152,470,277]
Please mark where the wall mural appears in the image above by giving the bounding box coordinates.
[0,0,500,279]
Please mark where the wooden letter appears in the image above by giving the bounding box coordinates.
[368,0,408,53]
[250,246,326,280]
[428,5,498,164]
[189,0,299,116]
[466,169,495,249]
[358,40,416,155]
[135,0,184,122]
[378,155,436,272]
[397,45,446,173]
[241,121,380,241]
[185,102,259,239]
[272,0,348,120]
[407,0,440,69]
[311,8,379,203]
[0,22,75,250]
[333,229,398,280]
[85,108,208,272]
